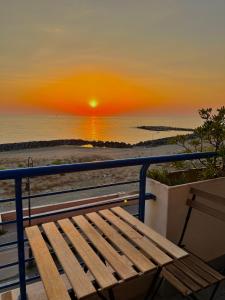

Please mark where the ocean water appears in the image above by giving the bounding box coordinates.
[0,114,200,144]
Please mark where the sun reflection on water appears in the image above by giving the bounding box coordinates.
[76,116,109,141]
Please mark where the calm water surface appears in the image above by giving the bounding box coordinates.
[0,114,200,144]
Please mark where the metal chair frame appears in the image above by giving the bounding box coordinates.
[151,188,225,300]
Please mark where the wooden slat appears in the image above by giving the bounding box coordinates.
[187,199,225,222]
[73,215,137,280]
[99,209,172,266]
[86,212,156,273]
[187,254,224,281]
[190,188,225,206]
[104,255,134,276]
[42,222,96,299]
[162,268,192,296]
[181,257,218,284]
[111,207,188,259]
[57,218,117,289]
[25,226,71,300]
[166,264,200,292]
[173,260,208,288]
[1,292,12,300]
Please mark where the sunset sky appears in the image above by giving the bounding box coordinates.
[0,0,225,116]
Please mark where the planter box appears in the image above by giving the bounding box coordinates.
[145,176,225,261]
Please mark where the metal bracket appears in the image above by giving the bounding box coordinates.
[145,193,156,200]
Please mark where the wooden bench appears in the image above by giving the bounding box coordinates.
[25,207,187,300]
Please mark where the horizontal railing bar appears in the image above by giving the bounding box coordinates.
[0,196,139,249]
[0,279,20,292]
[0,239,28,249]
[0,197,139,248]
[0,261,19,270]
[0,198,15,203]
[22,194,139,222]
[0,152,216,180]
[25,274,41,284]
[0,194,139,229]
[0,256,35,270]
[0,180,139,203]
[0,240,18,248]
[0,220,17,226]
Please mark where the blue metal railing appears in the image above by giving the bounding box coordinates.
[0,151,216,299]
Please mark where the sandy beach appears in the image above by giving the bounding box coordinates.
[0,143,181,212]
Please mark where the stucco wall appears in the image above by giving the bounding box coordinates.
[146,177,225,261]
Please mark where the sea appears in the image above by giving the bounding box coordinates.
[0,114,200,145]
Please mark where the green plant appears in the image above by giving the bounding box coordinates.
[148,168,188,186]
[17,163,25,168]
[174,106,225,180]
[149,107,225,185]
[51,159,63,165]
[171,160,188,170]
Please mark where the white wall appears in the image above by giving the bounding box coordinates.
[146,177,225,261]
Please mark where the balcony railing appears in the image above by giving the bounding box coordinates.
[0,151,216,299]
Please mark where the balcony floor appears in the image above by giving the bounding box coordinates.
[152,279,225,300]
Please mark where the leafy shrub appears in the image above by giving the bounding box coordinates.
[148,168,188,186]
[149,107,225,185]
[174,106,225,180]
[51,159,63,165]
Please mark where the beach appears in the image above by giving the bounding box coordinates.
[0,143,182,211]
[0,114,195,211]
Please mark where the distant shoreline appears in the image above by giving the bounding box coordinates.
[137,125,194,132]
[0,134,195,152]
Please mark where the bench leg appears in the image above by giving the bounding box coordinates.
[150,280,200,300]
[108,289,115,300]
[209,282,220,300]
[150,277,164,300]
[188,294,199,300]
[144,267,162,300]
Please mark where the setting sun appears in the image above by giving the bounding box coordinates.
[89,99,98,109]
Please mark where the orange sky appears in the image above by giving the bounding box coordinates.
[1,1,225,116]
[22,71,166,116]
[11,68,224,116]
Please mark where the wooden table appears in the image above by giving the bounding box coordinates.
[25,207,188,300]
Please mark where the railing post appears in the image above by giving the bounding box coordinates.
[139,163,150,222]
[15,178,27,300]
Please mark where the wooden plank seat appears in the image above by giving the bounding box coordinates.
[25,207,188,300]
[162,252,225,296]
